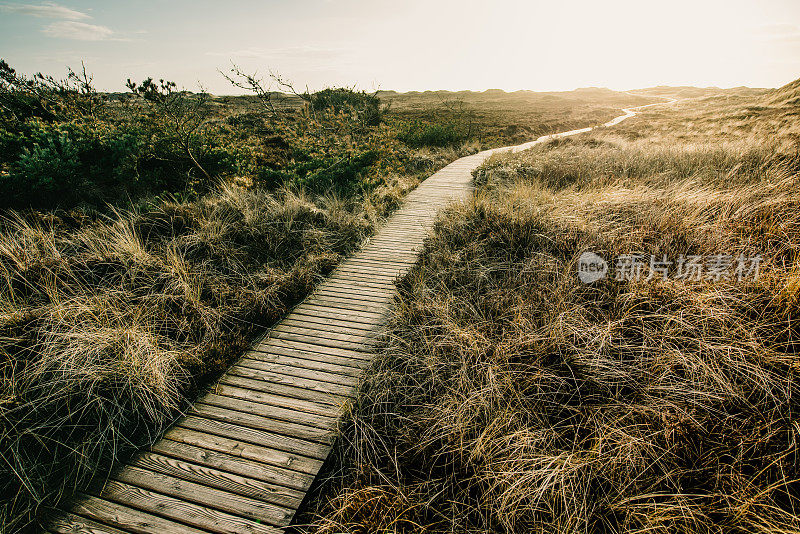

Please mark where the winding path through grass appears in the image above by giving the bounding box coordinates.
[48,97,675,534]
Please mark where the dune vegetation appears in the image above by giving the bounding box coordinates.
[0,59,655,532]
[299,81,800,533]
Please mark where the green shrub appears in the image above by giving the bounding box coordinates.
[254,150,381,196]
[1,121,140,209]
[297,150,381,195]
[311,88,382,127]
[0,119,238,210]
[397,121,467,147]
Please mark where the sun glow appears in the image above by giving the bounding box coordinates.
[1,0,798,92]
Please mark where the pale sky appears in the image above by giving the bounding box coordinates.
[1,0,799,94]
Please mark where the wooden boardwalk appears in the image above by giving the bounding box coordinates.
[46,153,485,534]
[45,99,669,533]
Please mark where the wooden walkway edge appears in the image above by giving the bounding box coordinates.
[46,102,663,533]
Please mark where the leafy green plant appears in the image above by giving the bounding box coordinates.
[126,77,213,183]
[0,59,102,123]
[1,121,142,209]
[397,120,467,147]
[295,150,381,195]
[311,87,382,127]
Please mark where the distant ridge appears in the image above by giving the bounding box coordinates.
[631,85,769,99]
[764,77,800,106]
[376,87,619,97]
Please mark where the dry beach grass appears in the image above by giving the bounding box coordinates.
[300,81,800,533]
[0,183,369,529]
[0,67,653,531]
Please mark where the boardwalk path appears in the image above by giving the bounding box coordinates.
[48,101,668,534]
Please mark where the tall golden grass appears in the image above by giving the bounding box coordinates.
[0,179,405,531]
[0,85,639,531]
[300,86,800,533]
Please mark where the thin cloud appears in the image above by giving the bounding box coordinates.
[42,21,114,41]
[0,2,88,20]
[2,2,129,41]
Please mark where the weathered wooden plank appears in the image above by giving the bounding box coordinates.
[268,327,375,351]
[150,439,314,491]
[275,321,381,341]
[367,242,424,250]
[209,383,342,418]
[325,271,400,284]
[290,305,388,324]
[325,268,406,280]
[369,233,423,242]
[314,284,391,298]
[267,333,373,353]
[301,295,390,314]
[342,257,416,267]
[363,242,423,250]
[177,414,333,465]
[308,282,396,300]
[314,283,393,297]
[225,365,357,399]
[111,466,293,527]
[285,312,382,330]
[291,302,386,322]
[312,289,392,304]
[243,352,365,377]
[247,352,364,378]
[256,336,374,361]
[68,496,210,534]
[357,245,422,255]
[90,481,282,534]
[270,322,377,344]
[163,424,324,473]
[358,244,424,254]
[344,250,420,259]
[367,232,428,239]
[332,265,404,276]
[192,399,336,440]
[129,451,305,509]
[333,261,406,271]
[49,513,132,534]
[368,227,430,233]
[318,280,400,293]
[280,315,381,333]
[234,358,360,388]
[385,213,439,219]
[321,273,395,287]
[219,372,353,405]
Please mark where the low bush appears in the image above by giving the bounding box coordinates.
[0,119,237,210]
[397,120,467,147]
[311,88,382,127]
